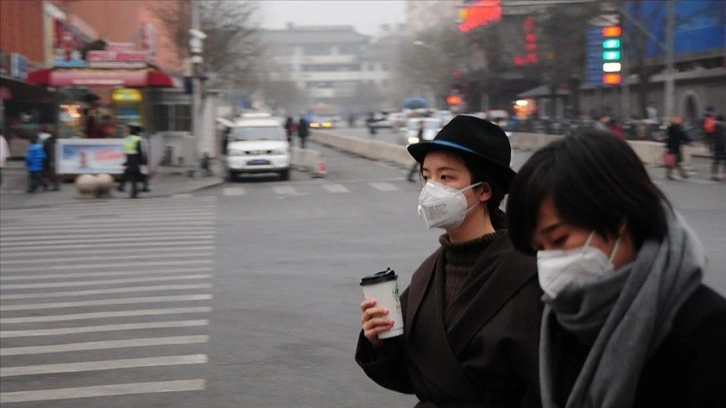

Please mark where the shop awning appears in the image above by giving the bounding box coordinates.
[27,68,177,88]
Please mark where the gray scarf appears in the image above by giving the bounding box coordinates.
[540,207,704,408]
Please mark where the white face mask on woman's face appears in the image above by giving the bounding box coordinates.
[417,180,482,230]
[536,231,622,299]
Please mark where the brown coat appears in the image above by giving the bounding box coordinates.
[356,234,543,407]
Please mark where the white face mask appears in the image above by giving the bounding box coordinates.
[417,180,482,230]
[537,231,621,299]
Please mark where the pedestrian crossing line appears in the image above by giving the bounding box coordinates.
[171,193,193,198]
[0,274,212,290]
[0,306,212,324]
[0,221,214,230]
[0,217,215,228]
[0,224,214,234]
[1,260,214,274]
[0,284,213,300]
[1,232,214,243]
[0,335,210,357]
[0,354,208,378]
[14,209,216,218]
[322,183,350,193]
[273,185,298,195]
[0,268,214,281]
[1,237,215,248]
[0,246,216,260]
[0,379,207,404]
[2,199,215,212]
[0,295,213,312]
[370,182,399,192]
[0,319,209,338]
[0,240,213,252]
[222,186,246,196]
[0,251,213,266]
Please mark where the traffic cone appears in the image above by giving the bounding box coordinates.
[313,158,327,178]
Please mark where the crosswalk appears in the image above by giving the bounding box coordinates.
[212,180,412,198]
[0,197,215,405]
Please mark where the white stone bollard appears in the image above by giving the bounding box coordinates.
[75,174,98,199]
[95,174,114,198]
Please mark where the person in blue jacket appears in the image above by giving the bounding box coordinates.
[25,136,46,193]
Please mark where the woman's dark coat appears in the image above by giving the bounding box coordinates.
[356,235,543,408]
[666,124,689,161]
[550,284,726,407]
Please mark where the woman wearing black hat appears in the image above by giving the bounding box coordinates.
[356,115,543,407]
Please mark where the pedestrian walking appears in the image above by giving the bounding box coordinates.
[702,106,716,153]
[506,129,726,408]
[711,114,726,181]
[357,115,543,407]
[406,120,425,182]
[297,115,309,149]
[116,123,145,198]
[25,136,46,193]
[284,116,294,145]
[665,116,690,180]
[0,132,9,189]
[40,124,60,191]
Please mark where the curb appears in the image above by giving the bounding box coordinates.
[0,178,225,210]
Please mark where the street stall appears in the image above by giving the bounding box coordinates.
[26,42,177,176]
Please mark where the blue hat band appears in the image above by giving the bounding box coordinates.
[430,140,480,156]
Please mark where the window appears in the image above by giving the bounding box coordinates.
[153,104,191,131]
[302,44,330,56]
[339,44,359,54]
[230,126,284,141]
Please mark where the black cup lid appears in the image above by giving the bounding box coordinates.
[360,267,397,286]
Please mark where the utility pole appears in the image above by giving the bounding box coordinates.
[664,0,675,119]
[189,0,205,174]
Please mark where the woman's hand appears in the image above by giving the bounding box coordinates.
[360,298,395,348]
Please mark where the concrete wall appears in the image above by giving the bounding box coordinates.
[311,130,705,168]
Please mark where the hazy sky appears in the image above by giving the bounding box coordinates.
[259,0,407,36]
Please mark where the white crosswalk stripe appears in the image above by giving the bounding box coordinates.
[222,186,246,196]
[0,197,215,404]
[321,183,350,193]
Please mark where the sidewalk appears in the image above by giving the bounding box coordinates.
[0,161,223,210]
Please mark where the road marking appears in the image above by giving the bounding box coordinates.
[1,295,212,311]
[0,319,209,338]
[0,274,212,289]
[171,193,193,198]
[0,283,213,300]
[0,335,209,356]
[0,268,213,281]
[0,246,216,260]
[1,260,213,274]
[222,186,246,196]
[0,225,214,235]
[1,231,213,243]
[273,185,297,195]
[0,236,215,248]
[0,354,208,377]
[0,379,207,403]
[369,182,399,191]
[0,240,213,252]
[0,306,212,323]
[0,251,213,265]
[322,183,350,193]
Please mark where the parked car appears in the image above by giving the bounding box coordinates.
[401,117,444,145]
[224,116,291,181]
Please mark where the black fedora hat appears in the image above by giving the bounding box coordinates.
[407,115,516,190]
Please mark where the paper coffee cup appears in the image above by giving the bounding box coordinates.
[360,268,404,339]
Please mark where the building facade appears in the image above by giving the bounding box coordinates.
[260,24,393,110]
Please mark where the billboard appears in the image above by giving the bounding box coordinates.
[56,139,126,175]
[625,0,726,58]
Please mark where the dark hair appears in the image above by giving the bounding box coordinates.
[506,130,670,255]
[419,147,507,230]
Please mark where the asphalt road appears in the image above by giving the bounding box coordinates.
[0,136,724,407]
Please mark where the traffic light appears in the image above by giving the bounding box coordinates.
[601,25,622,84]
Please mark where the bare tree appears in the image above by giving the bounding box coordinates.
[538,2,602,117]
[394,23,469,107]
[151,0,261,81]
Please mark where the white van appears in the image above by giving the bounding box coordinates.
[224,116,291,181]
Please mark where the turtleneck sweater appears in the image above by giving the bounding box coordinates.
[439,230,506,307]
